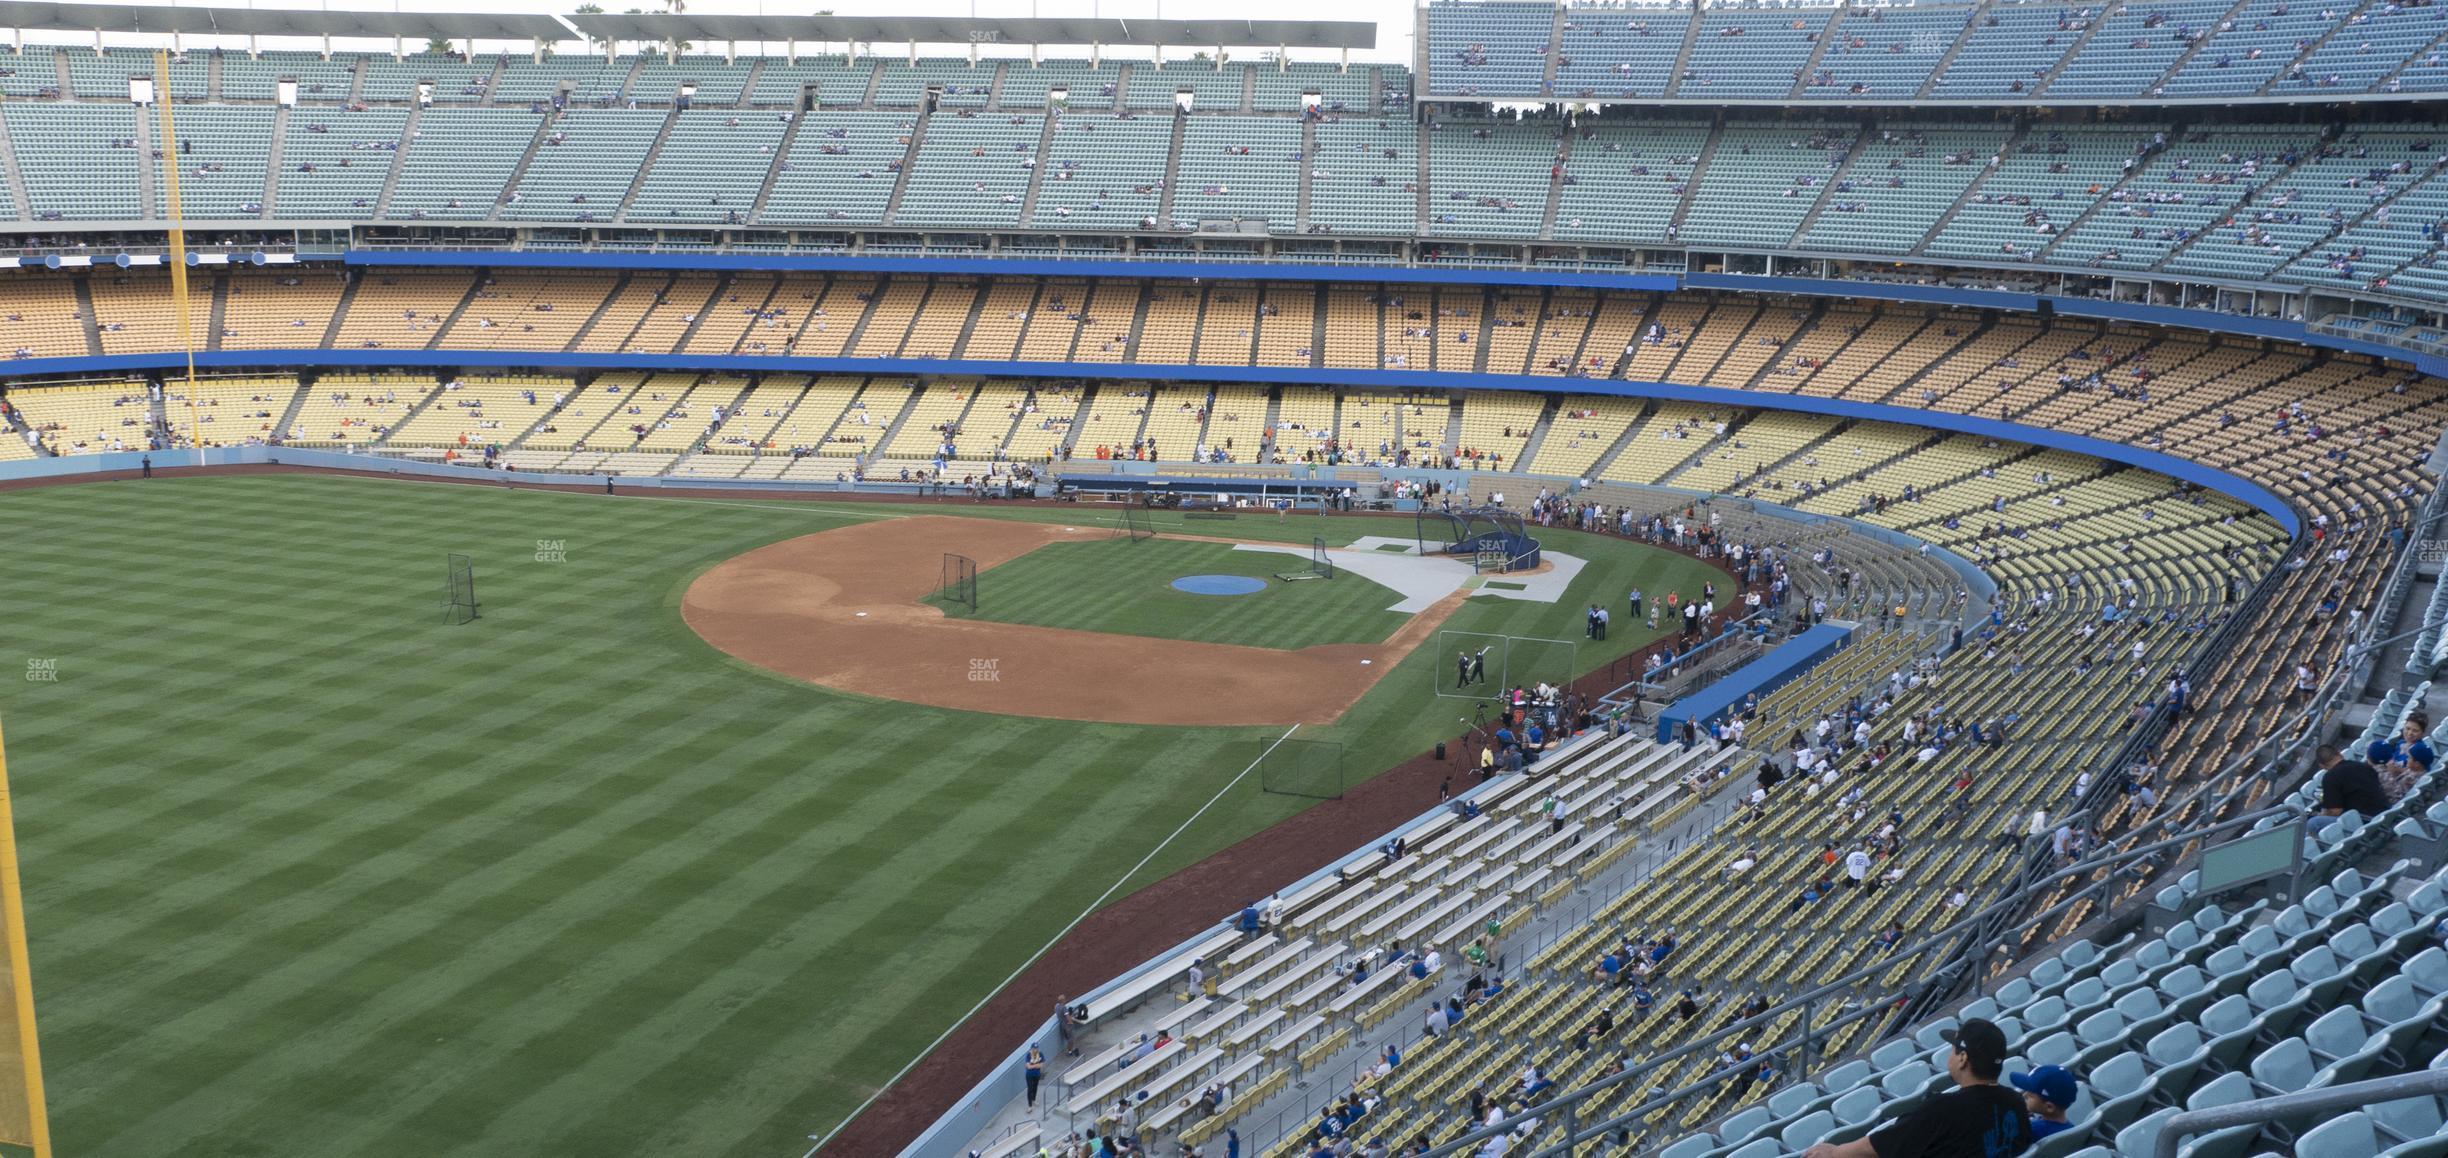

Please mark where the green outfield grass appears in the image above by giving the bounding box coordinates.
[951,536,1409,648]
[0,475,1720,1158]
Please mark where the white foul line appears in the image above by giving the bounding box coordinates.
[800,722,1304,1158]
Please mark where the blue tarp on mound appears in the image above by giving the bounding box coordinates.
[1657,623,1857,745]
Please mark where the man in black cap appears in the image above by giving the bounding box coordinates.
[2305,744,2391,838]
[1801,1017,2032,1158]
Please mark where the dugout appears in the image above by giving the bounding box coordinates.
[1655,622,1855,745]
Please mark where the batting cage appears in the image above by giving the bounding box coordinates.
[1434,631,1580,698]
[1416,506,1542,572]
[935,553,979,615]
[1253,737,1346,800]
[442,554,480,625]
[1274,536,1335,582]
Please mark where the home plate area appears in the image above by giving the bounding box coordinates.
[1230,536,1584,612]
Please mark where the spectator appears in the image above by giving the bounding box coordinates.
[2305,744,2389,835]
[1801,1018,2032,1158]
[2011,1065,2080,1141]
[2367,713,2434,802]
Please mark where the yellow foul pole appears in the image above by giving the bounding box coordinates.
[155,51,201,467]
[0,717,52,1158]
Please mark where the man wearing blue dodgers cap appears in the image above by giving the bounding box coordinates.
[1801,1017,2034,1158]
[2010,1065,2080,1141]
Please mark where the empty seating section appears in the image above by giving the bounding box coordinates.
[330,271,470,349]
[2044,0,2236,99]
[998,61,1123,110]
[64,49,206,100]
[1175,117,1301,231]
[1253,62,1384,114]
[750,60,875,108]
[626,111,786,224]
[492,55,632,105]
[1425,1,1551,97]
[1129,62,1247,112]
[628,56,754,107]
[441,273,610,351]
[1553,121,1706,245]
[1929,2,2085,98]
[220,51,358,102]
[1661,861,2448,1158]
[8,382,149,453]
[943,378,1026,459]
[1554,7,1690,100]
[1204,385,1268,459]
[87,276,187,356]
[1805,6,1974,100]
[502,109,664,221]
[895,112,1040,229]
[2161,0,2340,95]
[1004,383,1082,460]
[0,275,90,358]
[874,60,994,109]
[387,110,543,221]
[1426,119,1551,238]
[6,105,142,220]
[1681,124,1858,249]
[166,376,298,448]
[218,272,345,349]
[2045,125,2322,271]
[759,112,907,227]
[2287,1,2448,93]
[633,374,745,452]
[1141,384,1208,459]
[1800,126,2010,255]
[1682,7,1836,97]
[2169,127,2434,282]
[286,374,420,446]
[358,54,495,103]
[157,105,274,219]
[383,376,558,448]
[1456,391,1543,470]
[625,273,723,353]
[0,49,57,98]
[905,278,980,358]
[1257,284,1317,368]
[1035,113,1170,230]
[1309,118,1417,235]
[1923,127,2154,262]
[273,107,407,220]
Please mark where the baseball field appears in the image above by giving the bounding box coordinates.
[0,471,1721,1157]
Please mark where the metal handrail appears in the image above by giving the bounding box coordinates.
[1409,803,2293,1158]
[2152,1070,2448,1158]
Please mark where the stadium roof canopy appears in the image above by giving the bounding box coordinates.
[0,1,568,40]
[561,13,1376,49]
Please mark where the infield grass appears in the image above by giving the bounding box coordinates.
[0,474,1720,1158]
[953,536,1409,648]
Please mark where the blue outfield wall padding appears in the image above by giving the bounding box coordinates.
[4,347,2297,534]
[1657,623,1856,746]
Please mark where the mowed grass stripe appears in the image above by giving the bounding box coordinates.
[0,475,1727,1157]
[79,703,924,1154]
[345,722,1123,1154]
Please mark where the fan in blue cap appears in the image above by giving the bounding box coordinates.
[2010,1064,2081,1140]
